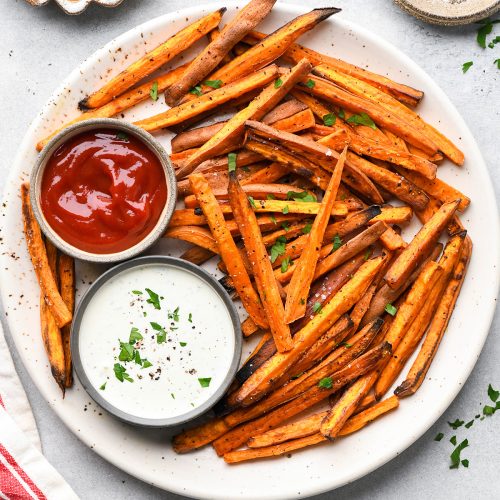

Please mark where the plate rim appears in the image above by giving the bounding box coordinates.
[2,2,499,498]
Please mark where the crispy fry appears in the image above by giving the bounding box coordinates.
[375,234,464,398]
[40,240,66,393]
[395,236,472,397]
[262,99,308,124]
[176,59,312,179]
[188,8,341,100]
[81,9,224,109]
[213,342,391,455]
[284,147,347,323]
[385,200,460,289]
[370,206,413,225]
[57,252,75,388]
[394,167,470,211]
[300,74,437,155]
[21,183,72,328]
[228,172,292,352]
[189,173,267,328]
[165,0,277,105]
[233,256,384,406]
[224,199,350,216]
[37,63,190,151]
[180,246,215,265]
[134,65,278,132]
[164,226,219,254]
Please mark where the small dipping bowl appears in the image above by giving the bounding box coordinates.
[71,256,242,427]
[30,118,177,263]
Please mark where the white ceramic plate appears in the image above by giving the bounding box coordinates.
[1,3,499,499]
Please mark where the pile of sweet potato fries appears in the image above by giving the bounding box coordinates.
[25,0,472,462]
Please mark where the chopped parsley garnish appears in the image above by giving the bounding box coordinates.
[145,288,161,309]
[338,109,345,119]
[465,420,474,429]
[302,221,312,234]
[282,205,289,214]
[434,432,444,442]
[228,152,237,172]
[287,190,316,202]
[179,342,187,347]
[150,321,167,343]
[462,61,473,73]
[450,435,457,446]
[347,112,377,130]
[363,248,371,260]
[274,78,283,88]
[171,393,175,399]
[291,372,304,380]
[189,85,203,96]
[483,404,496,416]
[171,307,180,322]
[270,236,287,263]
[305,79,315,88]
[476,19,500,48]
[134,350,142,365]
[449,439,469,469]
[188,313,193,323]
[118,341,135,362]
[385,303,397,316]
[331,234,342,252]
[448,418,464,430]
[132,290,143,295]
[495,58,500,69]
[150,81,158,101]
[113,363,133,383]
[142,359,153,368]
[323,113,336,127]
[341,342,353,348]
[488,35,500,48]
[461,459,469,468]
[248,196,257,208]
[281,222,290,232]
[99,382,107,391]
[129,326,143,344]
[116,131,129,141]
[281,256,292,273]
[204,79,223,89]
[318,377,333,389]
[488,383,499,402]
[267,194,276,200]
[312,302,322,314]
[198,377,212,388]
[270,215,277,224]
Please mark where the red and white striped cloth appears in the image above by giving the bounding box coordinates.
[0,321,78,500]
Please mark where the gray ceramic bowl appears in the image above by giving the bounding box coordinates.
[30,118,177,263]
[71,255,242,427]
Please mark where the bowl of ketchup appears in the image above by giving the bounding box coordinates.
[30,119,177,263]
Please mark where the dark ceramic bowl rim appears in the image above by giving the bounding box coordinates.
[30,118,177,263]
[71,255,242,428]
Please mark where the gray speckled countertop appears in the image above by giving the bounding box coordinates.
[0,0,499,498]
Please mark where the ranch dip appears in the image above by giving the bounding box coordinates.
[78,263,236,420]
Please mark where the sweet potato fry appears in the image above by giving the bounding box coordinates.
[134,65,278,132]
[319,127,437,179]
[21,183,72,328]
[384,199,460,289]
[240,162,289,185]
[165,0,277,105]
[375,233,465,398]
[299,74,437,155]
[213,342,391,455]
[189,8,340,100]
[225,433,327,463]
[370,206,413,225]
[37,63,190,151]
[246,30,423,106]
[233,256,384,406]
[189,173,267,328]
[173,417,232,454]
[284,147,347,323]
[80,9,224,109]
[176,59,312,179]
[229,199,350,217]
[394,167,470,211]
[58,252,75,388]
[228,171,292,352]
[40,240,66,393]
[164,226,219,254]
[262,99,308,124]
[180,246,215,265]
[395,236,472,398]
[312,221,388,282]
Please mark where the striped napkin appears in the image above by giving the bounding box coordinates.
[0,320,78,499]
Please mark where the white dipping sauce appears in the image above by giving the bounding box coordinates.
[78,263,236,420]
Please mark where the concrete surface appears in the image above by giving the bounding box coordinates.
[0,0,499,498]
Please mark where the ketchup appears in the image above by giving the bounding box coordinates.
[41,130,167,254]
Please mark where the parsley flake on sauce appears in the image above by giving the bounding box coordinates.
[150,322,167,343]
[198,377,212,388]
[145,288,161,309]
[114,363,133,383]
